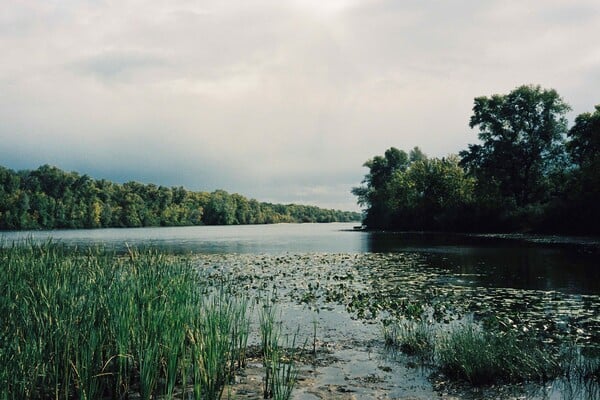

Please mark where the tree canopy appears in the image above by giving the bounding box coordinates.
[459,85,570,207]
[353,148,474,230]
[354,85,599,233]
[0,165,361,230]
[562,105,600,232]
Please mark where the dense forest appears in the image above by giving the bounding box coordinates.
[353,85,599,234]
[0,165,360,230]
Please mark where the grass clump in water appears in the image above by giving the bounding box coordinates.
[382,317,434,359]
[270,333,299,400]
[436,322,562,385]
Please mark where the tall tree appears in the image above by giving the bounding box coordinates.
[568,105,600,170]
[352,147,409,227]
[564,105,600,232]
[0,164,360,230]
[460,85,570,207]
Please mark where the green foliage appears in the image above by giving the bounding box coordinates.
[0,165,361,230]
[353,149,474,230]
[457,85,572,231]
[0,242,252,399]
[560,105,600,233]
[354,85,600,233]
[260,301,279,399]
[382,318,434,358]
[436,323,562,385]
[259,301,298,400]
[568,105,600,168]
[460,85,570,206]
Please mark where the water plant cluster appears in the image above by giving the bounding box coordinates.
[382,317,560,382]
[382,315,600,400]
[0,242,257,399]
[198,253,599,347]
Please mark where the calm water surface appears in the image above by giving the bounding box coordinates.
[2,222,598,294]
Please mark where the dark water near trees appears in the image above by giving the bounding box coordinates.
[2,222,598,295]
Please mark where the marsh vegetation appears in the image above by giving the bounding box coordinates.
[0,243,298,399]
[1,237,598,399]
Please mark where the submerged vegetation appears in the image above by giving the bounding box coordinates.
[353,85,600,233]
[383,315,600,390]
[436,323,562,385]
[0,165,360,230]
[383,318,564,385]
[259,301,298,400]
[382,318,434,359]
[198,252,599,396]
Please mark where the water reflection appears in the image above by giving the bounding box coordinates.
[366,231,600,295]
[1,223,597,295]
[0,223,369,254]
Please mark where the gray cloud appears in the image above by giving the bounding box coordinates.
[75,51,166,81]
[1,0,599,211]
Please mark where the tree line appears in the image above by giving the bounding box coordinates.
[0,165,360,230]
[353,85,599,234]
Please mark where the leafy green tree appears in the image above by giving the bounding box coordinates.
[0,164,360,230]
[460,85,570,207]
[409,146,427,163]
[563,105,600,232]
[203,190,238,225]
[248,199,264,224]
[457,85,571,231]
[353,148,473,230]
[404,156,474,229]
[568,105,600,170]
[352,147,409,227]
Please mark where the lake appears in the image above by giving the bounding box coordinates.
[2,222,598,295]
[2,222,599,399]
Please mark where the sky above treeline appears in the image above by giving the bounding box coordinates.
[1,1,599,211]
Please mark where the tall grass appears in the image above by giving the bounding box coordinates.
[259,301,298,400]
[0,242,251,399]
[270,332,299,400]
[260,301,279,399]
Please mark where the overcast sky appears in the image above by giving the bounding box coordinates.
[1,0,599,211]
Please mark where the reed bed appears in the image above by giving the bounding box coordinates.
[259,300,298,400]
[382,316,597,387]
[0,242,250,399]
